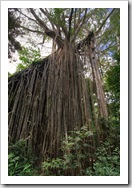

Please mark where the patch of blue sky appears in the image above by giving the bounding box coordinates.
[103,40,115,48]
[99,43,108,51]
[105,18,110,28]
[98,40,116,56]
[108,51,114,57]
[80,8,92,18]
[80,12,84,18]
[107,8,113,12]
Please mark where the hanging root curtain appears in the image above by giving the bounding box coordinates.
[8,46,96,162]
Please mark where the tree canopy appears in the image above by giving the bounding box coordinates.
[9,8,119,57]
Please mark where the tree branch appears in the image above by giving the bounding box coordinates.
[60,13,69,40]
[40,8,67,40]
[30,8,48,30]
[100,43,118,53]
[30,8,64,48]
[95,8,116,36]
[20,25,44,35]
[40,8,56,30]
[16,9,38,24]
[68,8,73,41]
[71,8,87,44]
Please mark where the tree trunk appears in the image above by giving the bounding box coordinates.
[88,33,108,119]
[8,46,93,163]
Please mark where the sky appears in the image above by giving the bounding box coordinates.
[8,8,54,73]
[8,40,52,74]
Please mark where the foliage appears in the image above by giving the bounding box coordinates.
[51,8,65,26]
[8,121,120,176]
[8,9,23,58]
[85,142,120,176]
[8,72,12,77]
[62,126,94,175]
[42,126,94,175]
[42,126,94,176]
[106,53,120,95]
[16,47,41,71]
[42,158,64,176]
[42,121,120,176]
[84,118,120,176]
[8,139,37,176]
[105,52,120,119]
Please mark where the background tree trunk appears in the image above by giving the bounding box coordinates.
[88,33,108,119]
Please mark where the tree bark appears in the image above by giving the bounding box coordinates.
[88,32,108,118]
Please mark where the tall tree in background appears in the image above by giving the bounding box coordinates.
[8,8,120,165]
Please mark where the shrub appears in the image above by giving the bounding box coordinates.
[8,139,37,176]
[85,142,120,176]
[42,126,95,176]
[42,126,120,176]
